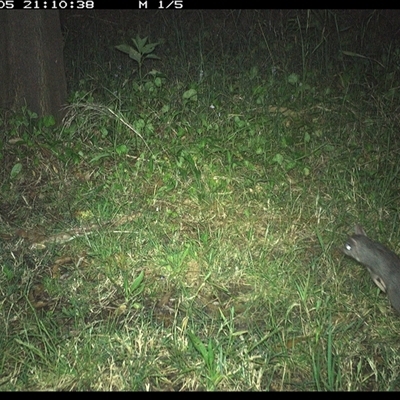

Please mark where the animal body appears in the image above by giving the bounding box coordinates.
[342,224,400,315]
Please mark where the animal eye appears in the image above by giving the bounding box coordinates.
[345,244,352,251]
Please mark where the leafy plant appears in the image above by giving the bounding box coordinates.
[123,270,145,300]
[115,35,161,80]
[188,331,224,390]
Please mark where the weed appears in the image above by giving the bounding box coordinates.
[115,35,161,81]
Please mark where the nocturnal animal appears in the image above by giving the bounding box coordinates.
[342,224,400,315]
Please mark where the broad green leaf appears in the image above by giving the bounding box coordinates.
[142,42,160,54]
[130,270,144,292]
[183,89,197,100]
[272,153,283,165]
[41,115,56,127]
[116,144,128,155]
[133,35,148,50]
[115,44,132,55]
[188,331,208,360]
[10,163,22,179]
[145,54,161,60]
[288,73,299,85]
[128,48,142,63]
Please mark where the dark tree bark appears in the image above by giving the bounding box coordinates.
[0,10,67,123]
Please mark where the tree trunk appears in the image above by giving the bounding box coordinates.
[0,10,67,123]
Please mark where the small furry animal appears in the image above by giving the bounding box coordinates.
[342,224,400,315]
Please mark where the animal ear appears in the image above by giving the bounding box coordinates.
[354,224,366,236]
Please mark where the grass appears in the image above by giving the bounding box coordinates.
[2,9,400,390]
